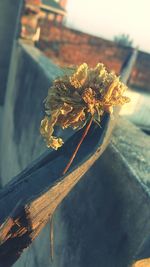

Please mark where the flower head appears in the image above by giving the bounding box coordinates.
[40,63,130,150]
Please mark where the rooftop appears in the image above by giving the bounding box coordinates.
[40,0,66,15]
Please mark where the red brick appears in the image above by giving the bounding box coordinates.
[38,23,150,92]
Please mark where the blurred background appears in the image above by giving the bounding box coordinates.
[20,0,150,134]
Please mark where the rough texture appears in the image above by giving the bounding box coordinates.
[0,0,23,104]
[112,119,150,185]
[38,24,150,92]
[0,42,149,267]
[0,41,63,184]
[0,114,150,267]
[38,24,131,73]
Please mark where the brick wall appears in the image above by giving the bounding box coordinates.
[38,24,150,92]
[26,0,41,5]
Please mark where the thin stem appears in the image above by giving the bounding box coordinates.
[63,117,93,175]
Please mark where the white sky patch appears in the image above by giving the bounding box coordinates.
[65,0,150,53]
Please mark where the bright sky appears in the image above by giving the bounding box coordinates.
[65,0,150,53]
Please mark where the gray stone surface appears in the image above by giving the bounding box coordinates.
[0,42,150,267]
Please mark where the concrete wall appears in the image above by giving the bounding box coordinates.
[0,40,63,183]
[0,41,150,267]
[0,0,23,104]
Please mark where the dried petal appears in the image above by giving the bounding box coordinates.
[57,107,86,129]
[70,63,88,89]
[47,136,64,150]
[40,116,54,139]
[60,103,73,115]
[82,88,96,115]
[40,62,130,150]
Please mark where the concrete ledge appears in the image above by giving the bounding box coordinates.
[0,41,149,267]
[0,41,63,185]
[0,117,149,267]
[112,118,150,187]
[52,119,150,267]
[0,0,23,104]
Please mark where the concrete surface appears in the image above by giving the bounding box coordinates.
[0,105,3,187]
[0,42,150,267]
[0,0,23,104]
[120,89,150,133]
[0,41,63,184]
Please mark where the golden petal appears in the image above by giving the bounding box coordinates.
[132,258,150,267]
[70,63,88,89]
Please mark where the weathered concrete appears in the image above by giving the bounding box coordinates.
[0,0,23,104]
[120,89,150,133]
[1,41,63,183]
[0,42,150,267]
[11,120,150,267]
[0,106,3,187]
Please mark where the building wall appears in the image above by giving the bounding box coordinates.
[39,24,131,73]
[39,24,150,92]
[59,0,67,9]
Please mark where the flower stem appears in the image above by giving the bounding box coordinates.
[63,117,93,175]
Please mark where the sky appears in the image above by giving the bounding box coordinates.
[65,0,150,53]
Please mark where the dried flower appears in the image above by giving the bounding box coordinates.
[40,63,130,150]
